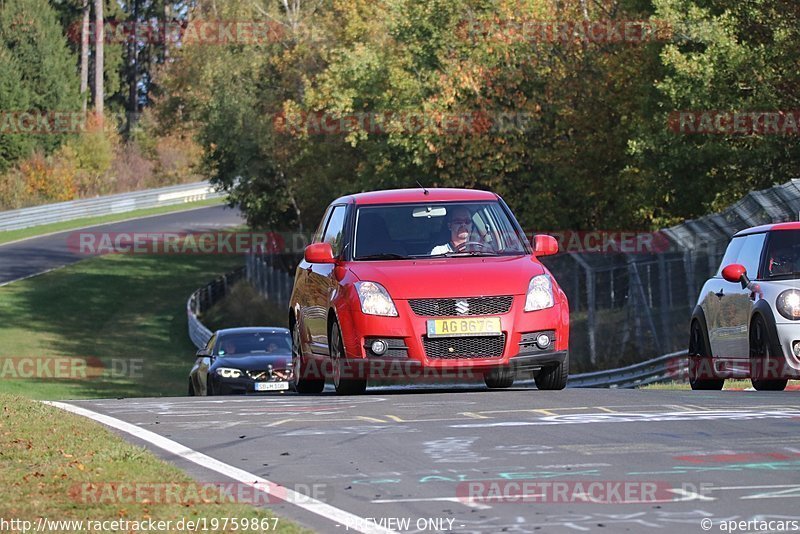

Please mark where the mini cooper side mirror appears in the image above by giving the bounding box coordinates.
[533,234,559,257]
[195,348,211,358]
[304,243,336,264]
[721,263,750,288]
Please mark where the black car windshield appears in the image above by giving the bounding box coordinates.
[764,230,800,279]
[353,201,529,260]
[215,332,291,356]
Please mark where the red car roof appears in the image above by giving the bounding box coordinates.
[334,188,498,205]
[734,221,800,237]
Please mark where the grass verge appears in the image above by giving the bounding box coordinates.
[0,394,307,533]
[0,253,241,399]
[641,379,756,390]
[0,198,224,246]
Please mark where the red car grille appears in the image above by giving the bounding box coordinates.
[409,296,513,317]
[423,334,506,359]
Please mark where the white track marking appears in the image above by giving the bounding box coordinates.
[0,266,66,288]
[44,401,397,534]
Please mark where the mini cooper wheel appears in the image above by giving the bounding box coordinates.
[689,321,724,390]
[330,320,367,395]
[534,354,568,390]
[292,321,325,394]
[484,367,515,389]
[749,316,787,391]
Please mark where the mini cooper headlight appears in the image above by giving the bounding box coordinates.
[355,281,398,317]
[525,274,555,312]
[777,289,800,320]
[215,367,243,378]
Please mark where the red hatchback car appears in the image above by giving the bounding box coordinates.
[288,188,570,394]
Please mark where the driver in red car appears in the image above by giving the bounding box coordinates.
[430,206,479,255]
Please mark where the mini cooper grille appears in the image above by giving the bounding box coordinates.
[409,296,513,317]
[423,334,506,359]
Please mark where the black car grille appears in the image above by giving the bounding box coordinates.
[423,334,506,359]
[245,369,293,381]
[409,296,513,317]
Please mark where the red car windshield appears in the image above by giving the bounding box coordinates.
[765,230,800,279]
[353,201,529,259]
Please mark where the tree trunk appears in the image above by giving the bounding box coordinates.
[93,0,104,120]
[80,0,90,114]
[126,0,139,136]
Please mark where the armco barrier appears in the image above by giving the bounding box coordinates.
[187,268,245,349]
[0,181,224,232]
[567,351,688,388]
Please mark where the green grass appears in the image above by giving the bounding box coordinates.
[0,197,224,246]
[0,253,241,399]
[0,394,307,533]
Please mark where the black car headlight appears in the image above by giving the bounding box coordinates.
[777,289,800,320]
[215,367,243,378]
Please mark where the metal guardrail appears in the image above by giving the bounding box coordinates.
[187,268,246,349]
[0,181,224,232]
[568,351,688,388]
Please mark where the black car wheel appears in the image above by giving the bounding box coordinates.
[750,315,788,391]
[188,378,195,396]
[484,367,515,388]
[534,354,568,390]
[689,320,724,390]
[330,320,366,395]
[292,321,325,394]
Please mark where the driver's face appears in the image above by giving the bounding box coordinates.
[449,208,472,241]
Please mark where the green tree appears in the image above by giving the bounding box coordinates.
[0,47,32,171]
[0,0,81,153]
[627,0,800,226]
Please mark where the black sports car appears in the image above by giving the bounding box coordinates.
[188,327,294,395]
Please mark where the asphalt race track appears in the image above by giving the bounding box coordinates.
[0,204,245,285]
[69,388,800,534]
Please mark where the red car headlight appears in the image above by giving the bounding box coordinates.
[524,274,554,311]
[355,281,398,316]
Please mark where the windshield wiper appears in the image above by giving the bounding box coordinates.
[443,250,499,257]
[355,253,410,260]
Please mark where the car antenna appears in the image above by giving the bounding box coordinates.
[416,181,429,195]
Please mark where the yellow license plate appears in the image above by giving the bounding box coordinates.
[426,317,502,338]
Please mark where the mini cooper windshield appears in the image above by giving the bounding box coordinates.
[764,230,800,279]
[353,201,528,260]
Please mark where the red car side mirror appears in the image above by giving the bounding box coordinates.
[304,243,336,264]
[533,235,559,257]
[721,263,747,284]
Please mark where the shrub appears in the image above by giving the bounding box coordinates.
[18,150,76,203]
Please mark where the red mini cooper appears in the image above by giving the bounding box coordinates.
[288,188,570,395]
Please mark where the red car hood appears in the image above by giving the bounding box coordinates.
[348,255,545,299]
